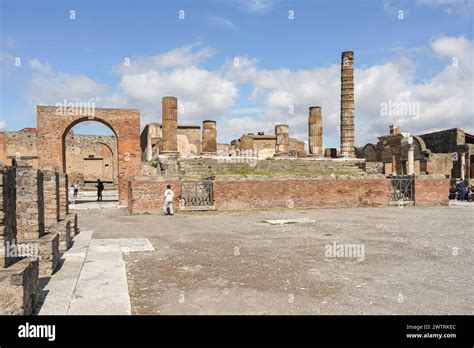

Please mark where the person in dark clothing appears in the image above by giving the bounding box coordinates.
[456,180,468,201]
[96,179,104,202]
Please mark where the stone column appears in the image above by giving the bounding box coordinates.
[461,152,466,181]
[308,106,323,157]
[202,120,217,153]
[275,124,289,156]
[391,154,397,175]
[58,173,68,220]
[162,96,178,154]
[407,144,415,175]
[146,127,153,161]
[42,170,60,230]
[16,168,45,240]
[340,51,355,157]
[1,166,17,268]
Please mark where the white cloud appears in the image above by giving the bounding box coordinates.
[0,120,6,131]
[217,36,473,145]
[114,44,215,75]
[226,0,280,13]
[23,36,474,146]
[27,59,108,106]
[204,15,238,30]
[117,66,238,124]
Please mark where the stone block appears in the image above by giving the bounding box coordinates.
[47,220,72,252]
[0,258,39,315]
[18,233,59,277]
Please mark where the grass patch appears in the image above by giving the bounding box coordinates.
[214,168,357,177]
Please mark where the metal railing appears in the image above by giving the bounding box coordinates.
[181,180,214,207]
[390,175,414,203]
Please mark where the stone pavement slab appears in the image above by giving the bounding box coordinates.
[38,230,154,315]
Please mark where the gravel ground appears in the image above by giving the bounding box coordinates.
[76,206,473,315]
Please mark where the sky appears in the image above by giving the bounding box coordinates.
[0,0,473,148]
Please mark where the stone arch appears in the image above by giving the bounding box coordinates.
[412,135,427,158]
[362,143,378,162]
[36,106,141,203]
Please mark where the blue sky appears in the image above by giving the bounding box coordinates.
[1,0,473,146]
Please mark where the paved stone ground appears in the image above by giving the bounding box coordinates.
[74,206,473,315]
[36,231,154,315]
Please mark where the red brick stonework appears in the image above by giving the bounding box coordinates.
[415,178,450,206]
[213,179,391,210]
[36,106,141,204]
[128,177,452,214]
[128,178,181,214]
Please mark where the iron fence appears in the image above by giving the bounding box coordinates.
[390,175,414,203]
[181,180,214,207]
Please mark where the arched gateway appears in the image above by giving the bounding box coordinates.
[36,105,141,204]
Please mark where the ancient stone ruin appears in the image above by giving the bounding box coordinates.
[1,49,473,315]
[0,164,78,314]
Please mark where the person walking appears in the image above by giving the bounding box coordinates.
[96,179,104,202]
[73,182,79,198]
[69,185,75,205]
[163,184,174,215]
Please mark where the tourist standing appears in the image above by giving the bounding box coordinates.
[163,185,174,215]
[96,179,104,202]
[73,182,79,198]
[69,185,75,205]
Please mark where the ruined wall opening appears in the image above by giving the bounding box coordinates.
[62,120,119,201]
[37,106,141,204]
[63,120,118,190]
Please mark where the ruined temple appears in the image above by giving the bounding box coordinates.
[359,126,474,180]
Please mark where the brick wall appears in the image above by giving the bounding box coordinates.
[128,177,453,213]
[213,178,391,210]
[415,178,450,206]
[128,178,181,214]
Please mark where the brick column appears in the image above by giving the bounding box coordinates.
[308,106,323,157]
[162,96,178,154]
[340,51,355,157]
[202,120,217,153]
